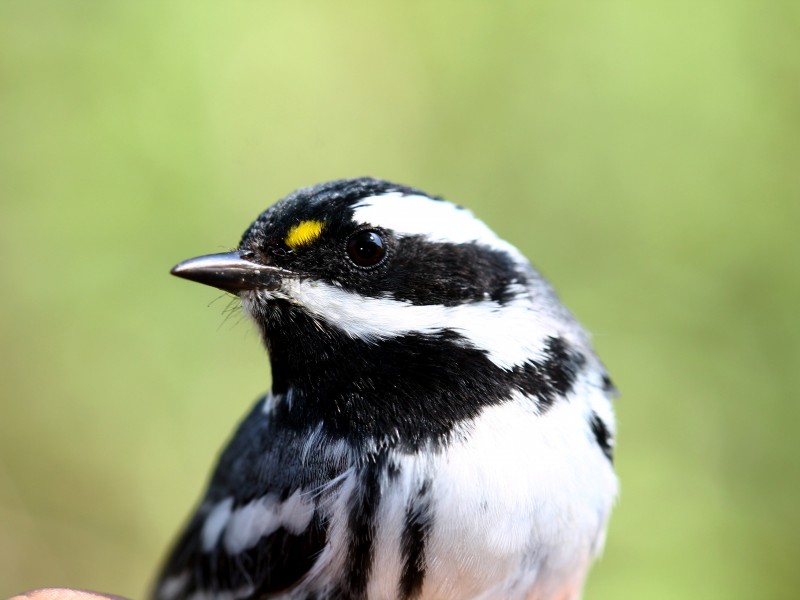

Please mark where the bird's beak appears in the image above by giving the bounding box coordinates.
[170,251,287,293]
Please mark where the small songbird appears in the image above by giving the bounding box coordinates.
[154,178,617,600]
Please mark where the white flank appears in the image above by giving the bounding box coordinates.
[294,382,616,599]
[301,466,361,589]
[421,384,617,599]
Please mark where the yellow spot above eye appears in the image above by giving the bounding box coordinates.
[285,220,325,250]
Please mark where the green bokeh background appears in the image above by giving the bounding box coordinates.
[2,1,798,598]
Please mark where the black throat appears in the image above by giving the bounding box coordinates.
[257,301,585,452]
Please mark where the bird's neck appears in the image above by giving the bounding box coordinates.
[259,303,501,450]
[258,302,586,451]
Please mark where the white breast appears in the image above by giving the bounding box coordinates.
[295,379,616,600]
[368,385,617,600]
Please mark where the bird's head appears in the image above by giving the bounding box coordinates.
[172,177,586,446]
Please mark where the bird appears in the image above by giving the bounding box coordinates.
[153,177,617,600]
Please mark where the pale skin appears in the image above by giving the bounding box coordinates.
[8,590,128,600]
[8,579,580,600]
[8,586,575,600]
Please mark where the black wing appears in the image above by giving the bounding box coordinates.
[152,395,345,600]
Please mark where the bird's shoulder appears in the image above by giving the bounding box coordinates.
[153,393,351,600]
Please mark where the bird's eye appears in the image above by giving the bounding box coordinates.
[346,230,387,268]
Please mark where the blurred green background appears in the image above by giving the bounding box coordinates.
[2,1,798,598]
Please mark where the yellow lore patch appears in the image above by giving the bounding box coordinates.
[285,220,325,250]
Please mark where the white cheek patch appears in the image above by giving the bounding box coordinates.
[282,279,559,369]
[352,193,522,257]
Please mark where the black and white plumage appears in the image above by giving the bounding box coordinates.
[155,178,617,600]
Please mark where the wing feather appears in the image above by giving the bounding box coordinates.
[153,394,347,600]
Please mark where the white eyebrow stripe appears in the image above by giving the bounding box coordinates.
[352,193,522,256]
[278,279,557,369]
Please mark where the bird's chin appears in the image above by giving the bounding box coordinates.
[241,289,276,316]
[240,288,299,329]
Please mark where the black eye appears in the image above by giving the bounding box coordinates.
[346,230,387,268]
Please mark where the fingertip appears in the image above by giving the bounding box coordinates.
[8,589,129,600]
